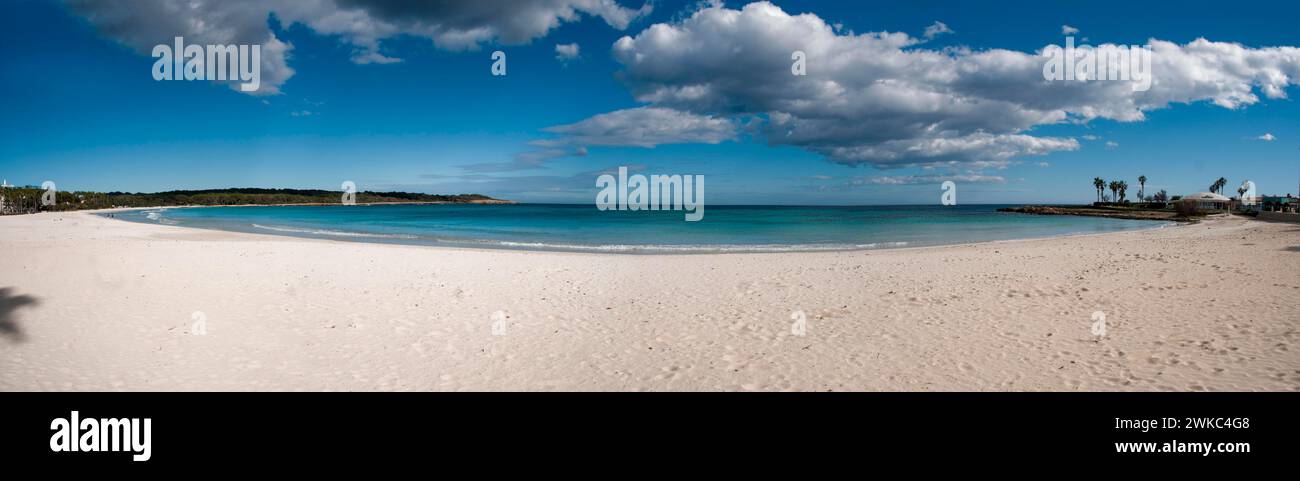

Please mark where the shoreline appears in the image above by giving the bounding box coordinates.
[47,199,517,214]
[96,204,1178,255]
[998,204,1196,222]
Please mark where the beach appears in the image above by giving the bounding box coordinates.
[1,211,1297,391]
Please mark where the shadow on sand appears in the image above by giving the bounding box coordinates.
[1284,246,1300,253]
[0,287,40,342]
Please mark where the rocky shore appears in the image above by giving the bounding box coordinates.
[998,205,1190,221]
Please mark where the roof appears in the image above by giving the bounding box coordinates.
[1184,192,1230,201]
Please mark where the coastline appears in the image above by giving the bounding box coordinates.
[998,204,1194,221]
[74,199,517,212]
[1,211,1296,391]
[97,204,1176,255]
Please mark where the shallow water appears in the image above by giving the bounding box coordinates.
[108,204,1169,253]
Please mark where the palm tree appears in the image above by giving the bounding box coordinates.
[1210,177,1227,194]
[1108,180,1120,203]
[1137,175,1147,200]
[1118,181,1129,202]
[1093,177,1105,203]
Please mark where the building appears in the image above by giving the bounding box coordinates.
[1258,195,1298,213]
[1182,192,1231,211]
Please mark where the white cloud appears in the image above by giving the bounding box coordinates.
[352,51,403,65]
[1037,162,1051,168]
[1062,25,1080,35]
[555,42,581,60]
[500,106,737,170]
[816,133,1079,168]
[1256,133,1276,141]
[588,2,1299,169]
[923,21,953,40]
[67,0,652,94]
[541,107,737,148]
[1105,141,1120,149]
[853,173,1006,186]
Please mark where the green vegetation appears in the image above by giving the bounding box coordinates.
[1093,176,1149,205]
[1210,177,1228,194]
[0,187,507,214]
[1055,173,1241,221]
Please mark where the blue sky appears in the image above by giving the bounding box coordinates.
[1,0,1298,204]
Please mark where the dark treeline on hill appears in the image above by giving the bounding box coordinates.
[0,186,507,214]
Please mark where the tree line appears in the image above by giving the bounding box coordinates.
[1089,175,1248,205]
[1091,176,1162,204]
[0,187,502,214]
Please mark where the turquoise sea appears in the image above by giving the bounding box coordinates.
[108,204,1169,253]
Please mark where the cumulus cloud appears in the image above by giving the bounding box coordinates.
[923,21,953,40]
[66,0,296,95]
[1062,25,1080,35]
[329,0,652,50]
[555,42,581,61]
[1256,133,1276,141]
[580,1,1300,170]
[67,0,652,94]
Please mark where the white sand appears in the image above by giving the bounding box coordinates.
[1,211,1297,391]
